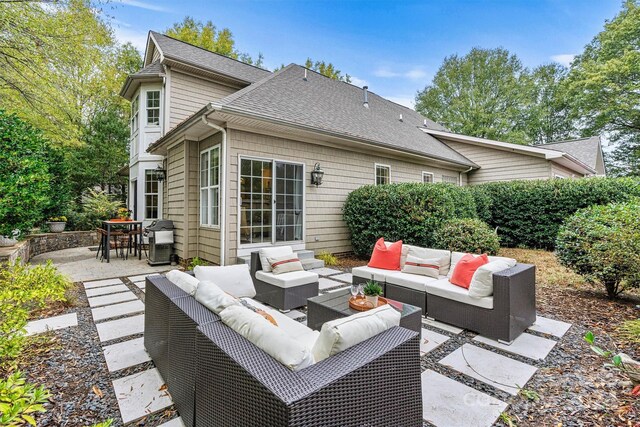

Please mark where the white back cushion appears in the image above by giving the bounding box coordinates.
[258,246,293,272]
[403,245,451,275]
[195,281,240,314]
[194,264,256,298]
[312,304,401,362]
[448,252,516,278]
[468,260,511,298]
[220,305,314,371]
[165,270,199,295]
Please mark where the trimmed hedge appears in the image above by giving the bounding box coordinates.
[432,218,500,255]
[343,183,477,257]
[556,200,640,298]
[466,178,640,249]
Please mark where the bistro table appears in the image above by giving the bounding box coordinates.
[306,288,422,333]
[100,220,143,263]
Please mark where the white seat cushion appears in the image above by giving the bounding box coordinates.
[352,265,401,281]
[195,281,240,314]
[194,264,256,298]
[468,260,511,298]
[165,269,199,295]
[386,272,440,292]
[312,304,401,362]
[448,252,516,278]
[242,298,319,349]
[259,246,293,272]
[220,304,314,371]
[402,245,452,276]
[425,278,494,309]
[255,270,318,288]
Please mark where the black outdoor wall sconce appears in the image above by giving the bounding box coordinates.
[310,163,324,186]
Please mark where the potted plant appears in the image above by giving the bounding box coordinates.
[362,280,383,307]
[46,216,67,233]
[116,208,132,221]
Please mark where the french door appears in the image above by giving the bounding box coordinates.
[239,158,304,245]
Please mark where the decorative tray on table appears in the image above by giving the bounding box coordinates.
[348,296,389,311]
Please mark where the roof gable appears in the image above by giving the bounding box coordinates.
[537,136,604,174]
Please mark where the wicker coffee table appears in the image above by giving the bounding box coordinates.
[307,288,422,332]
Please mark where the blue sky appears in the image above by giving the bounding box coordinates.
[104,0,621,108]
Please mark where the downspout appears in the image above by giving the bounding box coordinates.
[201,114,227,266]
[460,166,473,185]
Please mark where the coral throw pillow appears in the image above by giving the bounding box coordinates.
[450,253,489,289]
[368,238,403,270]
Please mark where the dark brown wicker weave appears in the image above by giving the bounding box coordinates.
[426,264,536,343]
[195,321,422,427]
[166,293,220,427]
[249,251,319,310]
[144,275,190,380]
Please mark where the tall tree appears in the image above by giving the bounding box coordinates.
[415,47,531,144]
[525,63,577,145]
[567,0,640,175]
[0,0,115,146]
[304,58,351,83]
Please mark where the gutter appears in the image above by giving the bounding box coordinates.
[201,111,227,266]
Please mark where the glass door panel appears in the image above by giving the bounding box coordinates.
[240,159,273,244]
[275,162,303,242]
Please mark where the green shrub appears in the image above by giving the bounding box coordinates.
[0,261,70,363]
[556,200,640,298]
[343,183,477,257]
[0,371,50,426]
[316,251,338,266]
[78,189,123,230]
[471,178,640,249]
[187,256,209,271]
[432,218,500,255]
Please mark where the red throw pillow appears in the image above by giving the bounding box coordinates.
[450,254,489,289]
[368,238,403,270]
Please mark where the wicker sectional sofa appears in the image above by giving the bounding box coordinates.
[352,246,536,343]
[145,274,423,427]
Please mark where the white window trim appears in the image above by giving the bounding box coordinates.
[554,174,566,179]
[145,90,161,127]
[200,145,221,228]
[237,154,306,249]
[144,170,159,220]
[374,163,391,185]
[422,171,434,183]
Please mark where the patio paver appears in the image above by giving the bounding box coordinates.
[25,313,78,336]
[103,337,151,372]
[439,344,538,395]
[88,291,138,308]
[91,300,145,322]
[308,267,342,276]
[473,332,557,361]
[158,418,185,427]
[84,278,123,289]
[112,368,173,424]
[133,281,146,291]
[331,273,352,283]
[420,328,450,355]
[96,314,145,342]
[128,274,152,282]
[529,315,572,338]
[424,318,464,335]
[319,277,343,290]
[85,284,130,297]
[421,369,507,427]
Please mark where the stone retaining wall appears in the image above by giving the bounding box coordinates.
[0,231,98,264]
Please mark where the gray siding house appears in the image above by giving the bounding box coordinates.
[121,32,604,265]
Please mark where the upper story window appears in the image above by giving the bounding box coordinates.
[375,164,390,185]
[200,146,221,227]
[442,174,459,185]
[146,90,160,126]
[131,95,139,133]
[422,172,434,183]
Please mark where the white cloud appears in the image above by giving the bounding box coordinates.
[349,75,368,88]
[112,0,170,12]
[114,27,148,53]
[373,67,428,81]
[550,54,576,67]
[384,96,415,109]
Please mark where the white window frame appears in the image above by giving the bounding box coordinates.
[144,170,159,220]
[200,145,221,228]
[374,163,391,185]
[422,171,434,183]
[554,174,566,179]
[442,174,459,185]
[131,95,139,133]
[146,90,161,126]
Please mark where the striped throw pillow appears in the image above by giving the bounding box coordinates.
[402,255,440,278]
[267,253,304,275]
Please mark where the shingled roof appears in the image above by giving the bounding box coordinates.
[538,136,604,173]
[149,31,270,84]
[211,64,476,167]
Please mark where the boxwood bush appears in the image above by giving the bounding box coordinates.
[432,218,500,255]
[343,183,477,257]
[556,200,640,298]
[467,178,640,249]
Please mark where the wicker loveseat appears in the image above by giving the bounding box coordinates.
[145,274,423,427]
[352,246,536,343]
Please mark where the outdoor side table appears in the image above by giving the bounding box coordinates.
[307,288,422,332]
